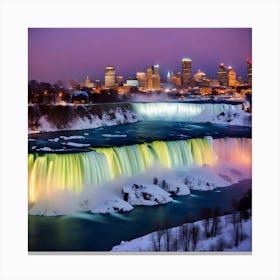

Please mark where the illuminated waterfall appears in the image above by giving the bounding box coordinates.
[131,102,242,121]
[28,137,251,203]
[213,138,252,167]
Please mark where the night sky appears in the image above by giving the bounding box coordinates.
[28,28,252,84]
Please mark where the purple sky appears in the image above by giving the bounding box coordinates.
[28,28,251,84]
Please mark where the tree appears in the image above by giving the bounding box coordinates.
[151,228,164,251]
[179,223,192,251]
[210,206,221,238]
[191,224,200,251]
[199,208,212,238]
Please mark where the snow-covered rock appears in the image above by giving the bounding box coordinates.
[182,165,236,191]
[193,108,251,127]
[28,204,64,216]
[122,183,173,206]
[153,177,190,195]
[90,198,133,214]
[184,175,217,191]
[214,109,251,126]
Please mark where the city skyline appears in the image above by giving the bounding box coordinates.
[28,28,252,83]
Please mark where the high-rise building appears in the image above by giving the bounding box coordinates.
[217,63,227,86]
[227,66,236,87]
[105,66,115,88]
[146,66,153,90]
[181,58,192,86]
[145,65,161,91]
[169,72,181,86]
[116,75,124,85]
[84,75,94,88]
[153,64,159,75]
[136,72,147,88]
[152,64,161,90]
[247,59,252,87]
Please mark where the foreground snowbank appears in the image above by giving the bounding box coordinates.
[112,212,252,252]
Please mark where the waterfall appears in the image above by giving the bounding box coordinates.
[131,102,242,121]
[28,137,251,203]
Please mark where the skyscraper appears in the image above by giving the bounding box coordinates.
[217,63,227,86]
[227,66,236,87]
[146,66,153,90]
[105,66,115,88]
[116,75,124,85]
[145,65,161,91]
[152,64,161,91]
[181,58,192,86]
[136,72,147,88]
[247,59,252,87]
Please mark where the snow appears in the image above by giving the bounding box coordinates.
[122,183,173,206]
[112,213,252,252]
[102,134,127,138]
[62,142,90,147]
[153,177,190,195]
[60,135,85,140]
[90,197,133,214]
[37,146,52,151]
[28,108,140,133]
[48,137,60,142]
[193,108,251,127]
[28,204,64,216]
[180,164,245,191]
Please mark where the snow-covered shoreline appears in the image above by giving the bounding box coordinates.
[28,104,140,134]
[112,212,252,252]
[28,103,251,134]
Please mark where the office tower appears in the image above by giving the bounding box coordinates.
[181,58,192,86]
[227,66,237,87]
[136,72,147,88]
[105,66,115,88]
[169,72,181,86]
[146,66,153,90]
[152,64,161,90]
[217,63,227,86]
[116,75,124,85]
[247,59,252,87]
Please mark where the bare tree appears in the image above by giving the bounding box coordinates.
[191,224,200,251]
[171,228,178,251]
[199,208,212,238]
[151,229,164,251]
[180,223,192,251]
[210,206,221,238]
[163,227,172,251]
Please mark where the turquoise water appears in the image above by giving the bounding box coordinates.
[28,179,251,251]
[28,120,251,153]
